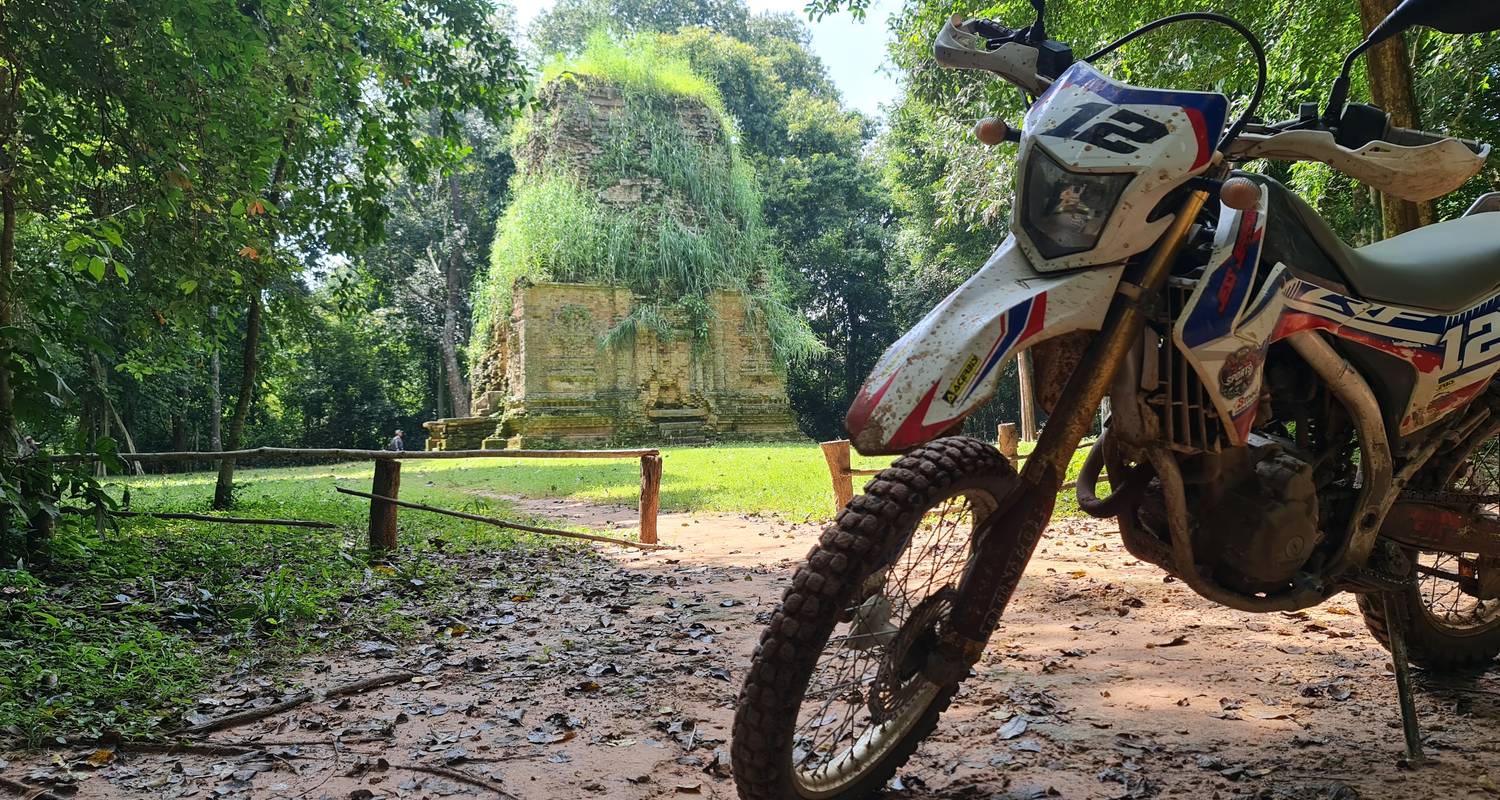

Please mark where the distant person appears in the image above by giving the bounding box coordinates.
[388,429,404,452]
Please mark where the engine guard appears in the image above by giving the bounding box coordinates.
[846,236,1123,455]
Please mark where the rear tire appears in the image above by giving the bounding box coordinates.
[1359,410,1500,672]
[731,436,1018,800]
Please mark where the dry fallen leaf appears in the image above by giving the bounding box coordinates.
[85,748,116,767]
[997,716,1029,740]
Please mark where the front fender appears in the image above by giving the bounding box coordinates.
[846,237,1122,455]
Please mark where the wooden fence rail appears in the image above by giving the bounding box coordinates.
[45,446,664,549]
[44,446,660,464]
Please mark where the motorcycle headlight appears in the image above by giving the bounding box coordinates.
[1019,146,1133,260]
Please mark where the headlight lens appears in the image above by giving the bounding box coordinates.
[1020,145,1133,259]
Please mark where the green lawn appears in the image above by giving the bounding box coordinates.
[0,439,1102,746]
[115,442,895,524]
[116,440,1099,524]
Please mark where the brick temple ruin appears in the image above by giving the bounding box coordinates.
[424,79,799,449]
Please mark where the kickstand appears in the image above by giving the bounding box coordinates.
[1380,591,1427,765]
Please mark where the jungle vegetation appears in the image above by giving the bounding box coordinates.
[2,0,1495,528]
[1,0,1496,747]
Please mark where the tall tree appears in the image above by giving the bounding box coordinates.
[1,0,526,508]
[1356,0,1436,235]
[528,0,752,57]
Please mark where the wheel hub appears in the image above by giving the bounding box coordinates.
[869,588,955,723]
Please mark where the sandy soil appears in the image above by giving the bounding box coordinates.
[5,497,1500,800]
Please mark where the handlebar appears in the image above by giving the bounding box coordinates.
[939,12,1265,153]
[1387,125,1487,156]
[939,12,1488,166]
[1258,103,1488,157]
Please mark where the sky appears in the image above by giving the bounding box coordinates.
[509,0,902,118]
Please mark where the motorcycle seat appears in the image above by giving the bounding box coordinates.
[1247,174,1500,314]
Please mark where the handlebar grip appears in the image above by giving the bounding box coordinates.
[1388,125,1488,156]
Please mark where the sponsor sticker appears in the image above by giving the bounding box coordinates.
[943,354,981,405]
[1218,345,1258,400]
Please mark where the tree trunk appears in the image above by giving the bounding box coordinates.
[171,382,189,473]
[0,62,18,446]
[1357,0,1436,236]
[209,306,223,475]
[213,293,262,509]
[90,354,143,475]
[1018,349,1037,442]
[0,173,13,447]
[441,174,470,418]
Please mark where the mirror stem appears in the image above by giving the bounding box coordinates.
[1323,44,1365,125]
[1027,0,1047,43]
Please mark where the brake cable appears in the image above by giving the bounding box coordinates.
[1082,11,1268,152]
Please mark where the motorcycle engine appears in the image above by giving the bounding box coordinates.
[1187,441,1321,595]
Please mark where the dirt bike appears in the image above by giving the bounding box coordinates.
[730,1,1500,797]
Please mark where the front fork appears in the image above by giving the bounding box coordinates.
[933,189,1212,671]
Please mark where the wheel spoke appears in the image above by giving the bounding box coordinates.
[789,487,989,792]
[1413,423,1500,632]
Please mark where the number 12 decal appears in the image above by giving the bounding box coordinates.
[1038,102,1170,154]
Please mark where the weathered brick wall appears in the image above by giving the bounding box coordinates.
[482,282,797,447]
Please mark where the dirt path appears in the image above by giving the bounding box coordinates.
[6,502,1500,799]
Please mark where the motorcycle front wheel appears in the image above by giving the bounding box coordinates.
[731,436,1018,800]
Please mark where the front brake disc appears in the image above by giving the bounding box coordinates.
[869,588,956,723]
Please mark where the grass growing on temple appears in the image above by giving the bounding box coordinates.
[469,31,821,370]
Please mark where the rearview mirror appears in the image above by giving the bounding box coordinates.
[1325,0,1500,123]
[1365,0,1500,47]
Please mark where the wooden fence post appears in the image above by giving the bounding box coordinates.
[997,423,1019,468]
[1018,350,1037,442]
[820,439,854,514]
[638,454,662,545]
[368,458,401,552]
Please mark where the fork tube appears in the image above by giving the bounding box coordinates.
[947,190,1211,650]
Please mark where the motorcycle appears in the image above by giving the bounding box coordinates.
[731,1,1500,797]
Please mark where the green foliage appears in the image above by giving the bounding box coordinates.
[527,0,753,57]
[248,299,434,450]
[539,32,733,117]
[0,511,421,744]
[1,0,528,505]
[0,566,204,745]
[0,462,593,745]
[473,33,821,367]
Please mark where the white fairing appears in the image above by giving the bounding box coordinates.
[1015,63,1229,271]
[1175,181,1500,441]
[846,236,1120,455]
[933,18,1049,95]
[1173,183,1272,446]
